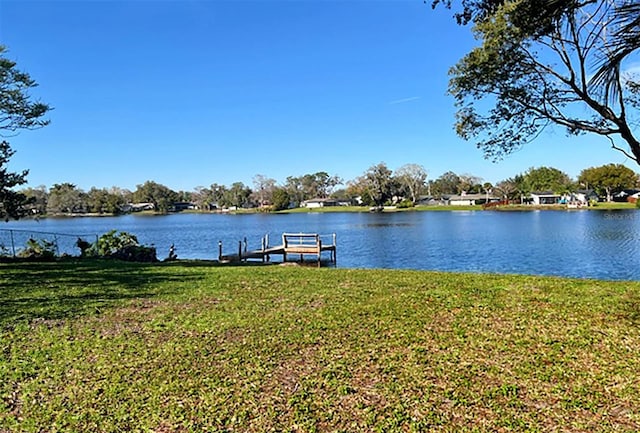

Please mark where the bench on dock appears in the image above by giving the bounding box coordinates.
[282,233,336,264]
[218,232,336,266]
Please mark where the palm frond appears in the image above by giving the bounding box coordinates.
[589,2,640,103]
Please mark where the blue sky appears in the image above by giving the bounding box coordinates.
[1,0,637,192]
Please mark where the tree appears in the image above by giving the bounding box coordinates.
[590,2,640,104]
[395,163,428,204]
[271,187,290,211]
[192,186,213,210]
[191,184,229,210]
[20,185,48,215]
[283,172,342,206]
[284,176,305,207]
[47,183,84,214]
[252,174,276,206]
[578,163,639,201]
[222,182,252,208]
[345,176,374,206]
[0,46,50,132]
[430,171,461,196]
[210,183,228,206]
[175,190,192,203]
[132,181,178,213]
[432,0,506,26]
[495,175,528,202]
[0,46,51,220]
[457,173,483,193]
[440,1,640,165]
[86,187,126,214]
[523,166,573,193]
[363,162,395,207]
[308,171,342,198]
[330,188,351,201]
[0,141,30,220]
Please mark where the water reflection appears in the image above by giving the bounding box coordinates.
[360,223,414,228]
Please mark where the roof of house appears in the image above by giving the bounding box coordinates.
[303,198,338,204]
[615,189,640,197]
[531,191,560,196]
[448,193,499,201]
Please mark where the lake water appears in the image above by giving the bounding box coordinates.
[2,210,639,281]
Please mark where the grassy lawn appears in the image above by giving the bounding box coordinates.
[278,203,638,213]
[590,202,637,210]
[280,205,484,213]
[1,260,639,432]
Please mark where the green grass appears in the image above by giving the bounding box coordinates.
[479,203,638,212]
[278,205,371,213]
[414,204,483,211]
[280,205,485,213]
[2,260,640,432]
[280,203,638,213]
[590,202,637,210]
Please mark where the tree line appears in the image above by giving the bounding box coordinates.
[16,162,640,216]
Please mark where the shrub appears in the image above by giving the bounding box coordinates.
[396,199,415,209]
[94,230,139,256]
[17,238,56,260]
[110,245,158,263]
[75,237,92,257]
[87,230,158,262]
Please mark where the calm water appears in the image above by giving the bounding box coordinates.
[2,210,639,280]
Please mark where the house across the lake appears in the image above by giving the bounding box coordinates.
[302,198,352,208]
[122,202,155,212]
[170,202,196,211]
[613,189,640,202]
[446,193,500,206]
[568,190,598,205]
[530,191,562,205]
[416,196,443,206]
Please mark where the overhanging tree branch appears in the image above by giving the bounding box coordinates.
[606,135,639,163]
[446,0,640,163]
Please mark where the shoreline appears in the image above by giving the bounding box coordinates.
[18,202,638,219]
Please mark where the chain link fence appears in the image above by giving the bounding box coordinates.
[0,229,99,257]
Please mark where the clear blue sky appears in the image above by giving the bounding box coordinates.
[1,0,637,192]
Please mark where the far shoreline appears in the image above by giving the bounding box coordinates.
[10,202,638,220]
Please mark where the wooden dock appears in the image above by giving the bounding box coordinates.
[219,233,336,266]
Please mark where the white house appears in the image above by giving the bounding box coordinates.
[122,202,155,212]
[447,193,500,206]
[530,192,561,205]
[568,190,598,205]
[302,198,339,208]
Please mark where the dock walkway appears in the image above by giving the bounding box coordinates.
[219,233,336,266]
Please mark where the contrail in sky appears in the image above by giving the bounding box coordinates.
[389,96,421,105]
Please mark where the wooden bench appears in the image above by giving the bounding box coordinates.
[282,233,336,265]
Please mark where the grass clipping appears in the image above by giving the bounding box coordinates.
[1,261,639,432]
